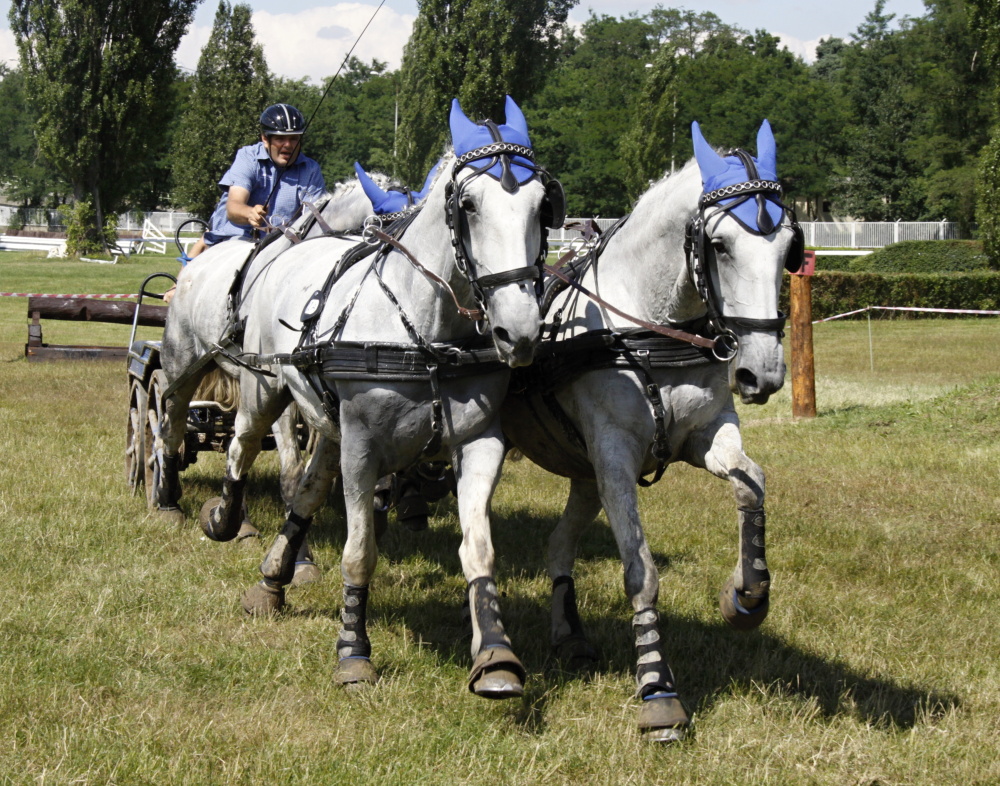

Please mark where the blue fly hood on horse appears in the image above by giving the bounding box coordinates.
[200,96,563,699]
[502,119,803,742]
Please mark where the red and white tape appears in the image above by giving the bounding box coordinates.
[0,292,138,299]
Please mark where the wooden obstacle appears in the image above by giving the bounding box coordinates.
[25,297,168,361]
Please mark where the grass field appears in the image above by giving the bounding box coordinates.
[1,252,999,784]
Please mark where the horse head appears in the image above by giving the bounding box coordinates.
[440,96,550,368]
[691,120,800,404]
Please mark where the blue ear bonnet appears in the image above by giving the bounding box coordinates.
[692,120,783,234]
[449,96,535,185]
[354,159,442,215]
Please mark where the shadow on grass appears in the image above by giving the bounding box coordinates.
[175,473,957,732]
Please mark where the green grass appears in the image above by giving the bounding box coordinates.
[1,253,999,783]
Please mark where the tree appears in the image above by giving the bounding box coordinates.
[0,67,68,212]
[622,27,848,216]
[272,58,398,185]
[968,0,1000,264]
[10,0,199,253]
[171,1,271,219]
[395,0,575,182]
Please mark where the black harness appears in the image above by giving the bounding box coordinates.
[241,141,561,460]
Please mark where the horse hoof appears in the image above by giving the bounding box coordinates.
[638,694,690,744]
[719,576,770,631]
[291,560,323,587]
[553,635,599,672]
[156,506,186,527]
[236,520,260,541]
[335,657,379,687]
[241,581,285,616]
[468,647,525,699]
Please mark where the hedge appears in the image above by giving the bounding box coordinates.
[846,240,991,273]
[779,271,1000,320]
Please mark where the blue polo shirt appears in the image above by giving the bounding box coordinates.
[205,141,326,243]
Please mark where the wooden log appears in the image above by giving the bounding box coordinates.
[26,297,168,327]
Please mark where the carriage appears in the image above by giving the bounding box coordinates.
[123,222,307,513]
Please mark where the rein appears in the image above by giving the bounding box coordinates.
[542,221,734,361]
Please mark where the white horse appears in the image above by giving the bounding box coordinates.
[502,120,804,742]
[153,173,389,536]
[202,97,562,699]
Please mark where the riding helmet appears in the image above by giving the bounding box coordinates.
[260,103,306,135]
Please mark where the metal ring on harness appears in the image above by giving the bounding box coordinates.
[362,216,383,246]
[711,330,739,362]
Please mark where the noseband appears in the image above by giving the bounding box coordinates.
[684,148,804,348]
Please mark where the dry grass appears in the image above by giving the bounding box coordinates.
[1,253,999,784]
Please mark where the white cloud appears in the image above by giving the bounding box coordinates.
[0,27,17,69]
[775,32,823,64]
[176,3,415,82]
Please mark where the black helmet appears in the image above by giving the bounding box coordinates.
[260,103,305,135]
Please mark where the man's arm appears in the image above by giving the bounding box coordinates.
[226,186,268,228]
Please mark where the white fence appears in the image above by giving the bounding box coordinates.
[0,205,974,250]
[549,218,971,249]
[0,206,198,234]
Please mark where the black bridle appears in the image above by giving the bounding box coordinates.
[683,148,805,348]
[445,129,565,318]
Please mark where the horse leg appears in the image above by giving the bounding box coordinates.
[455,430,525,699]
[684,416,770,629]
[199,380,285,542]
[332,434,382,688]
[273,403,306,508]
[592,458,690,742]
[549,478,602,670]
[242,435,340,613]
[155,372,203,523]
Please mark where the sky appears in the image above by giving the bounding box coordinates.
[0,0,931,83]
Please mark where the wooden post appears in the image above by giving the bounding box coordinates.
[790,251,816,418]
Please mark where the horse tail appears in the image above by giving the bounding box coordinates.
[192,367,240,412]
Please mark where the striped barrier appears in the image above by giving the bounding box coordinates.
[1,292,139,299]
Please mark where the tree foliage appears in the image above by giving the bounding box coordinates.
[969,0,1000,263]
[270,58,398,185]
[395,0,574,182]
[0,67,67,210]
[171,1,271,219]
[9,0,198,251]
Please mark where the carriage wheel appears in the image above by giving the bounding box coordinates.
[143,369,179,510]
[125,378,147,494]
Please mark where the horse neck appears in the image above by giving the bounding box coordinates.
[319,181,373,232]
[595,163,706,326]
[378,173,474,341]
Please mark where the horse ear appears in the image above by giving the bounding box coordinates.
[504,96,530,143]
[449,98,479,147]
[415,158,443,200]
[756,119,777,175]
[354,162,388,208]
[691,121,728,182]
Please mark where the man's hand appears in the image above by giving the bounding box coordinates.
[245,203,268,228]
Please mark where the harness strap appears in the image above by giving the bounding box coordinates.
[543,263,718,352]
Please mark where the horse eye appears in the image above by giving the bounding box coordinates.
[710,239,727,255]
[460,197,477,214]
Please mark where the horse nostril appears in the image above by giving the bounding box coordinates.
[735,367,758,390]
[493,326,511,347]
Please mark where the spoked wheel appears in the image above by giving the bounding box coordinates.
[125,378,147,494]
[143,369,180,511]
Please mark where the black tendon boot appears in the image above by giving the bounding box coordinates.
[633,608,689,743]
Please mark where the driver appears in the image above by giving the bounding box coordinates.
[187,102,327,259]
